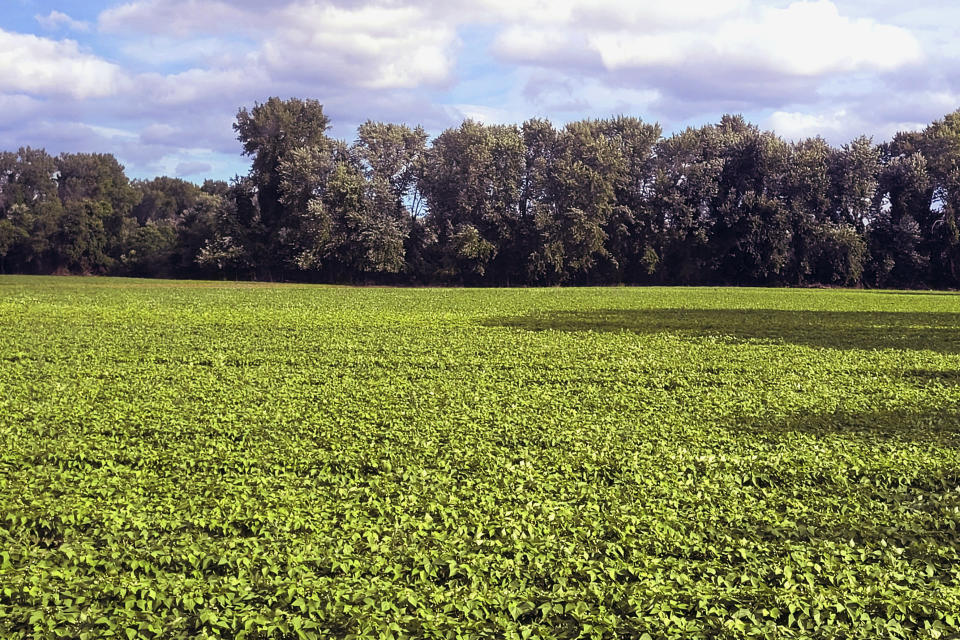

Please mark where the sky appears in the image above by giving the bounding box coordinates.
[1,0,959,181]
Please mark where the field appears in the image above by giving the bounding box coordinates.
[2,276,960,639]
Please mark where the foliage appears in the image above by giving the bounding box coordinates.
[6,102,960,287]
[2,277,960,639]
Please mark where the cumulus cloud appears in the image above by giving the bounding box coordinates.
[262,3,456,89]
[2,0,954,179]
[0,94,46,126]
[766,109,852,141]
[101,0,457,89]
[134,67,266,107]
[35,10,91,32]
[494,1,922,83]
[91,0,925,115]
[0,29,126,99]
[763,106,933,145]
[99,0,254,36]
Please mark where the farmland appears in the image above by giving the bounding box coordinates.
[2,276,960,639]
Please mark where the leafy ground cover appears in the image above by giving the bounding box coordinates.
[2,275,960,639]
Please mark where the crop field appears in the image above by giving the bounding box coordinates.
[3,275,960,640]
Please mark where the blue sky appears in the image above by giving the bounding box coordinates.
[2,0,958,180]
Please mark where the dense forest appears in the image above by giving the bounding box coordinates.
[2,97,959,287]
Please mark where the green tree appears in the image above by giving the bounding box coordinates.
[829,136,879,234]
[234,97,332,276]
[197,178,262,277]
[131,177,202,224]
[917,111,960,286]
[777,137,833,284]
[420,120,524,282]
[0,148,63,273]
[53,199,113,273]
[650,125,723,284]
[869,151,931,287]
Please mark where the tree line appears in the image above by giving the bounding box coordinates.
[2,97,959,287]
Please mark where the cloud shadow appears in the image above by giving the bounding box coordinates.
[483,308,960,354]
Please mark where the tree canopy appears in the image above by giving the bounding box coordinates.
[2,98,960,288]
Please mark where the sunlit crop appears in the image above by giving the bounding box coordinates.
[2,276,959,639]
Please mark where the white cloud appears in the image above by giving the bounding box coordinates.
[116,36,250,67]
[495,0,923,78]
[766,108,850,140]
[135,67,266,106]
[712,1,922,76]
[94,0,921,103]
[262,3,457,89]
[448,104,518,125]
[3,0,951,180]
[87,124,139,140]
[100,1,457,90]
[765,107,929,144]
[99,0,252,36]
[139,123,181,145]
[476,0,748,27]
[0,29,126,99]
[0,94,45,125]
[35,10,91,32]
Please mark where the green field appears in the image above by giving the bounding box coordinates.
[2,276,960,639]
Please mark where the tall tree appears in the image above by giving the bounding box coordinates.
[419,120,524,282]
[56,153,141,264]
[234,97,332,276]
[131,177,202,224]
[869,149,931,287]
[777,137,833,284]
[917,111,960,286]
[651,125,724,284]
[594,116,661,283]
[0,148,63,273]
[829,136,879,233]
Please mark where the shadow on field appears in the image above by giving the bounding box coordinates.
[731,405,960,447]
[863,290,960,297]
[901,369,960,385]
[484,308,960,354]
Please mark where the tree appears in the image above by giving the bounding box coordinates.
[52,199,113,273]
[0,148,63,273]
[119,221,178,277]
[650,125,723,284]
[197,178,262,277]
[131,177,202,224]
[0,216,28,273]
[56,153,141,265]
[777,137,833,284]
[917,111,960,286]
[699,116,791,284]
[829,136,879,234]
[232,97,335,277]
[593,116,661,283]
[869,151,931,287]
[234,97,331,249]
[808,221,867,286]
[419,120,524,282]
[354,121,428,218]
[527,118,642,283]
[6,101,960,288]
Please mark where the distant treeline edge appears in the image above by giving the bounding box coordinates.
[2,97,959,288]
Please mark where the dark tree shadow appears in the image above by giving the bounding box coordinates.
[483,309,960,354]
[731,405,960,447]
[731,404,960,553]
[901,369,960,385]
[863,290,959,297]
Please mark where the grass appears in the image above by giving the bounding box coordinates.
[1,275,959,639]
